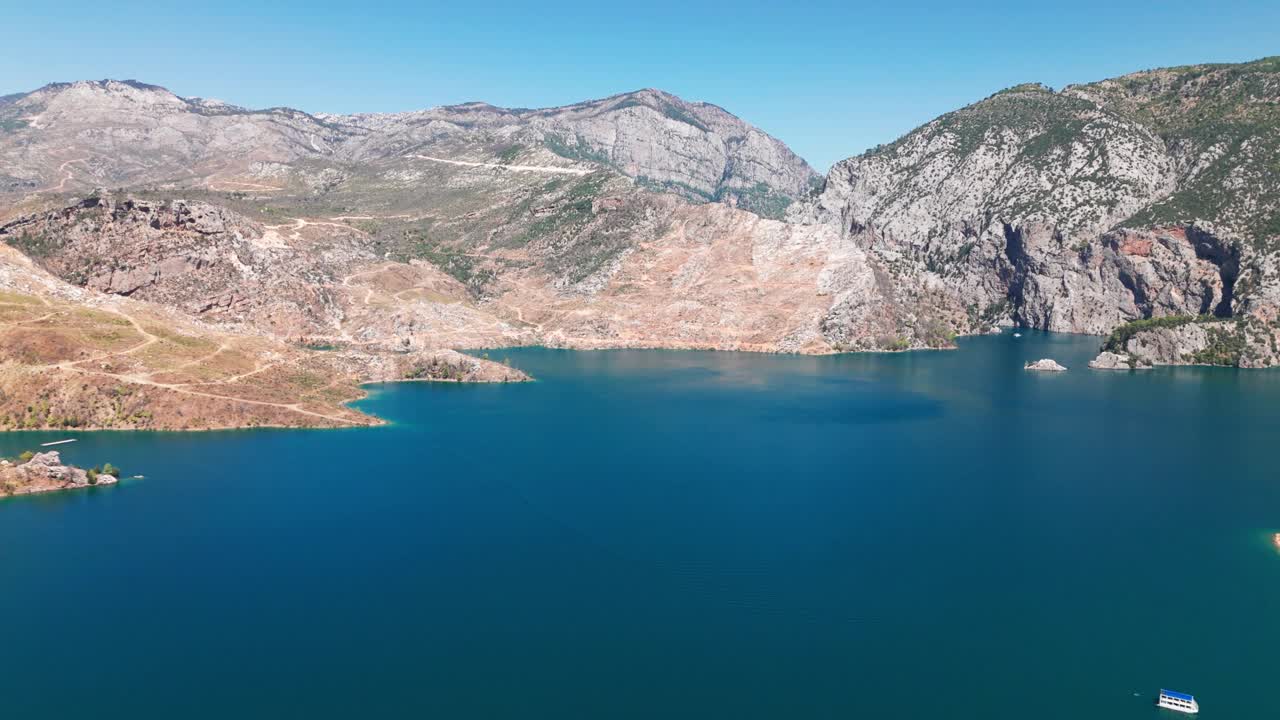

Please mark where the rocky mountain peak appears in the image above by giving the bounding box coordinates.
[574,87,690,114]
[23,79,187,111]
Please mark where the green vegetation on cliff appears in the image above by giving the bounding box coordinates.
[1090,57,1280,249]
[1102,315,1205,353]
[1101,314,1263,367]
[1185,323,1250,366]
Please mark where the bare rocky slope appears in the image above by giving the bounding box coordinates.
[0,217,526,432]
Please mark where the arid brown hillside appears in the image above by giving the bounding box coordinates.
[0,241,526,431]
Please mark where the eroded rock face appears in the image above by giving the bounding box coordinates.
[2,193,957,358]
[486,202,958,354]
[0,195,374,337]
[1008,224,1239,334]
[1126,323,1211,362]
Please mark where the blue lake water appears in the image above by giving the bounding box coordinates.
[2,331,1279,718]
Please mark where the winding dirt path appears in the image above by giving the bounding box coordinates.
[264,218,370,244]
[206,177,283,192]
[48,158,86,192]
[329,214,417,221]
[57,363,356,425]
[52,308,161,373]
[408,154,591,176]
[154,341,231,374]
[4,304,361,426]
[22,157,88,201]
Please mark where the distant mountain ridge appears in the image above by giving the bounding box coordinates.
[0,79,819,219]
[330,86,820,216]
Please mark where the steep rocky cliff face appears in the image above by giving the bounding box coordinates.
[795,57,1280,365]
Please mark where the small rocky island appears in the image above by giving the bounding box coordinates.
[1089,351,1153,370]
[0,451,120,497]
[1024,358,1067,372]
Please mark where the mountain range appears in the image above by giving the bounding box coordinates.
[1,56,1277,429]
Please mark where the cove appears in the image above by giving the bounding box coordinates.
[2,331,1279,719]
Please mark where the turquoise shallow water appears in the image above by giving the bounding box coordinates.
[2,331,1279,718]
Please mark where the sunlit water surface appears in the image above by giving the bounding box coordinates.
[2,332,1278,718]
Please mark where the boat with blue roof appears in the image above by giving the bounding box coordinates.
[1157,689,1199,714]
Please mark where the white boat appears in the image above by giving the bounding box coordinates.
[1157,689,1199,714]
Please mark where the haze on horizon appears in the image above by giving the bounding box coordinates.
[2,0,1278,170]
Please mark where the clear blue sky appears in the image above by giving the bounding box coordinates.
[3,0,1277,170]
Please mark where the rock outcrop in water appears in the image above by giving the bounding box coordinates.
[0,451,117,497]
[1024,358,1067,372]
[1088,351,1152,370]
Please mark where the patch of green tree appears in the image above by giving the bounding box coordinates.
[543,134,612,166]
[402,228,497,294]
[495,144,524,164]
[1101,314,1206,352]
[717,182,794,220]
[86,463,122,485]
[4,231,59,258]
[404,359,466,381]
[1184,325,1249,366]
[658,104,710,132]
[635,175,715,202]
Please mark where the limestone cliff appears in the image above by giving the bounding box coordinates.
[794,57,1280,366]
